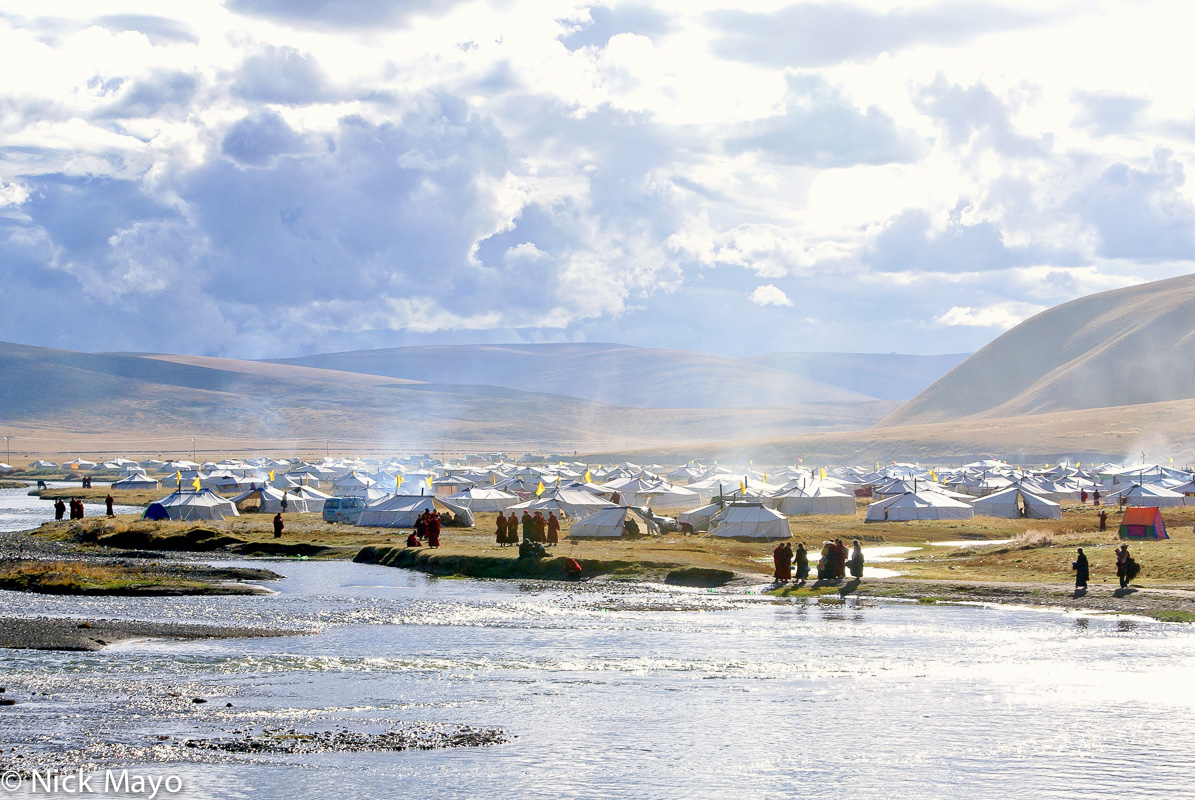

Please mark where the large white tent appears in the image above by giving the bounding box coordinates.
[773,485,857,516]
[445,486,520,512]
[111,473,159,490]
[970,487,1062,520]
[143,490,239,521]
[678,502,722,532]
[232,485,331,514]
[508,488,615,517]
[355,495,437,528]
[568,506,660,538]
[865,492,975,522]
[709,502,790,539]
[1106,483,1188,508]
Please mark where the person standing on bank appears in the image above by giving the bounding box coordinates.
[794,543,809,582]
[1073,548,1089,591]
[273,512,284,538]
[1115,544,1130,588]
[105,494,114,517]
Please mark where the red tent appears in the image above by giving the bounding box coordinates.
[1118,506,1169,540]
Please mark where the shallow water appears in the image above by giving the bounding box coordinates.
[0,485,140,534]
[2,504,1195,798]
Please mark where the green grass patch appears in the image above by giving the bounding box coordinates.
[766,584,842,598]
[1145,610,1195,623]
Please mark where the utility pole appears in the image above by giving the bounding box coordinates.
[2,436,9,465]
[191,437,196,462]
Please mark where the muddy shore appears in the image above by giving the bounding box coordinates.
[0,617,303,651]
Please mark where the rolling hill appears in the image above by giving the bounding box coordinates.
[270,343,877,409]
[881,274,1195,426]
[747,352,968,402]
[0,341,896,455]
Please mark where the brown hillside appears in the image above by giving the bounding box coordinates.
[882,273,1195,426]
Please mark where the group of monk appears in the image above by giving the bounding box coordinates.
[773,538,864,582]
[495,510,560,547]
[54,498,86,520]
[406,509,442,548]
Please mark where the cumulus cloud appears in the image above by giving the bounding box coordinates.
[232,46,331,105]
[749,284,793,307]
[225,0,465,29]
[560,4,677,51]
[709,2,1040,68]
[91,14,198,45]
[934,302,1046,328]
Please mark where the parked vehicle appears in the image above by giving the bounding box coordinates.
[323,496,367,524]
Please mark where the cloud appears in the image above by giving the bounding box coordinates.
[1069,151,1195,261]
[709,2,1040,68]
[225,0,465,29]
[98,71,197,119]
[934,301,1046,328]
[749,284,792,307]
[232,46,331,105]
[914,77,1050,158]
[221,110,312,167]
[1071,91,1150,137]
[560,4,676,51]
[91,14,198,45]
[726,75,925,168]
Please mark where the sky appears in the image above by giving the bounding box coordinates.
[1,0,1194,360]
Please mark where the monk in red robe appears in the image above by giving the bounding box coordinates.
[496,512,508,546]
[547,512,560,545]
[773,543,792,582]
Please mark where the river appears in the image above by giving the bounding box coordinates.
[2,489,1194,798]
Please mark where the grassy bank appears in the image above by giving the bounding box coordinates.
[0,560,279,596]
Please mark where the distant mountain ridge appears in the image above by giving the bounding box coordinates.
[882,273,1195,426]
[272,343,964,408]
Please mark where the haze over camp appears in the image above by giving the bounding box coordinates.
[4,1,1195,798]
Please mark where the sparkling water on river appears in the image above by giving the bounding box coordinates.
[1,496,1194,798]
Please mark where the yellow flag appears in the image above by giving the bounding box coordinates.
[930,470,938,482]
[584,469,592,483]
[739,480,745,493]
[268,469,276,482]
[426,475,434,487]
[763,473,768,484]
[535,480,546,497]
[819,468,826,480]
[555,476,561,486]
[491,472,496,485]
[1077,462,1081,468]
[192,476,201,491]
[396,475,404,488]
[174,471,181,486]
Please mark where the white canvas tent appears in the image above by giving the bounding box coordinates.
[508,488,615,517]
[355,495,436,528]
[773,485,856,516]
[677,502,721,532]
[568,506,660,538]
[111,473,159,490]
[970,487,1062,520]
[865,492,975,522]
[1106,483,1187,508]
[444,486,520,512]
[709,502,790,539]
[144,490,239,521]
[232,485,330,514]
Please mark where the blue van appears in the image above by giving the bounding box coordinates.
[323,496,367,524]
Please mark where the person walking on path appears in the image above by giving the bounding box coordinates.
[773,542,792,582]
[848,540,865,579]
[1073,548,1089,590]
[272,512,284,538]
[427,512,441,548]
[105,494,114,517]
[1098,509,1108,532]
[1116,544,1130,588]
[54,499,66,520]
[794,543,809,582]
[280,492,289,514]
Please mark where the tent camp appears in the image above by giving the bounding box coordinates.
[232,485,330,514]
[773,485,857,516]
[970,487,1062,520]
[1107,484,1187,508]
[709,502,790,539]
[355,495,436,528]
[508,488,615,517]
[678,502,722,532]
[111,473,159,490]
[1118,506,1169,539]
[444,486,520,512]
[865,492,975,522]
[143,490,239,521]
[568,506,660,538]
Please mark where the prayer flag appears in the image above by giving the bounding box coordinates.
[268,470,275,482]
[535,480,546,497]
[584,469,592,483]
[192,476,201,492]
